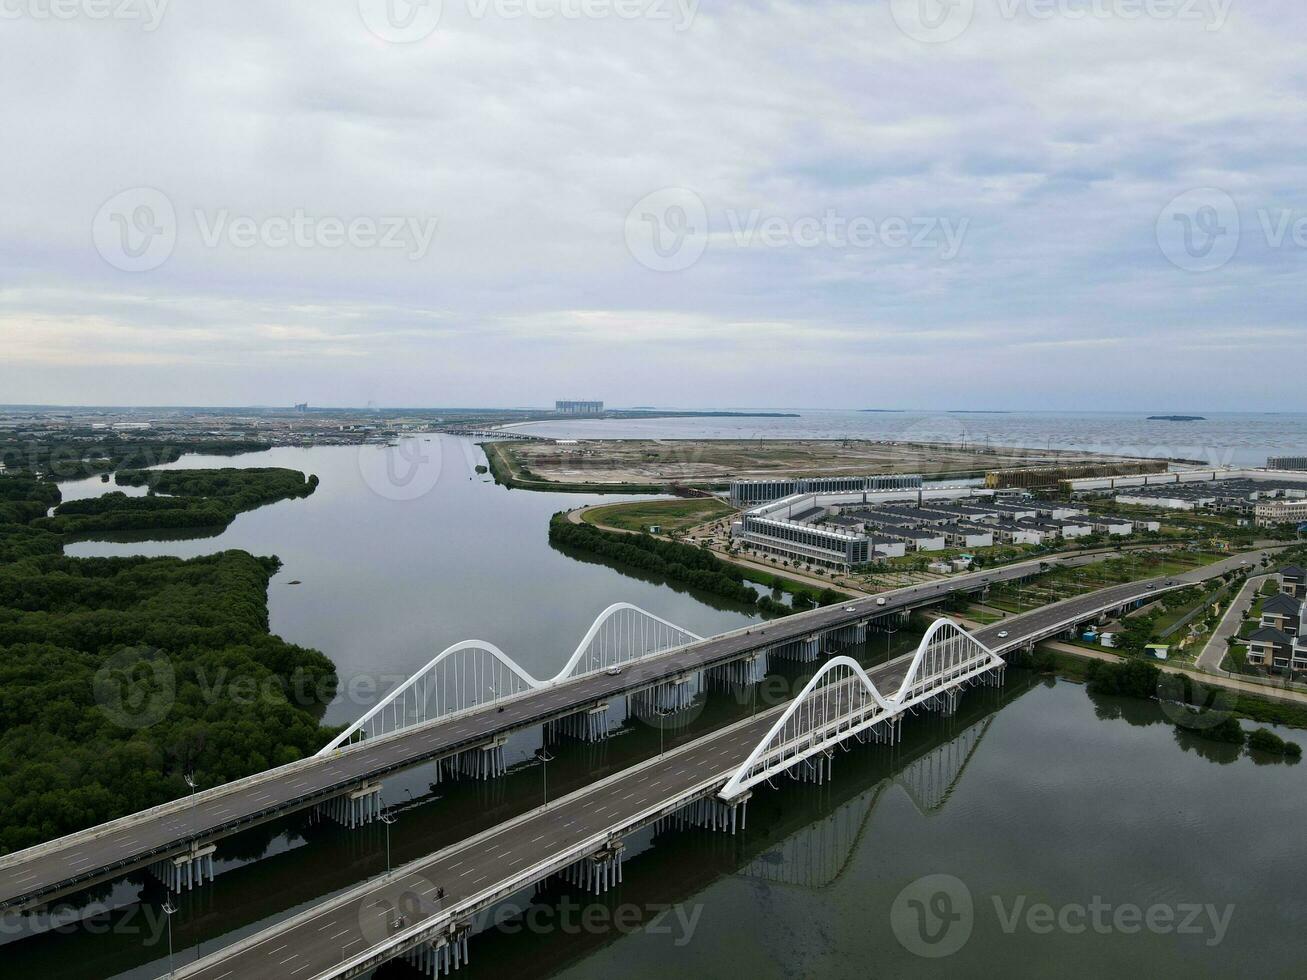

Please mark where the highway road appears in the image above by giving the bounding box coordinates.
[0,546,1269,912]
[172,557,1272,980]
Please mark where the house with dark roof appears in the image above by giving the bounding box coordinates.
[1261,592,1303,637]
[1247,626,1297,671]
[1281,565,1307,600]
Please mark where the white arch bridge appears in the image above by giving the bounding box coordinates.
[719,618,1005,802]
[320,603,702,755]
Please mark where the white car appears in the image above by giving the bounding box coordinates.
[605,666,623,676]
[997,630,1009,639]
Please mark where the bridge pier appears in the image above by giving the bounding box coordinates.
[706,651,769,689]
[629,672,701,714]
[921,687,962,717]
[149,844,217,892]
[657,792,749,835]
[791,750,835,786]
[545,703,611,743]
[437,738,509,782]
[404,925,471,977]
[316,782,383,829]
[555,841,625,894]
[774,634,822,663]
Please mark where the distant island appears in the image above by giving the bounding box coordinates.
[1149,415,1206,422]
[858,409,906,413]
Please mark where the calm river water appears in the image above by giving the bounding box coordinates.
[16,438,1305,979]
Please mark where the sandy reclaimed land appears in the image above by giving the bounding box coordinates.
[507,438,1133,487]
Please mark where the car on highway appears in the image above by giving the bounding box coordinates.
[605,666,623,676]
[876,597,887,606]
[997,631,1009,639]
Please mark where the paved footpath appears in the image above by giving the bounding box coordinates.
[1196,574,1271,672]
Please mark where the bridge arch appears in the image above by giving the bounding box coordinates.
[720,655,896,799]
[892,617,998,706]
[720,619,1003,800]
[555,603,702,682]
[320,604,701,755]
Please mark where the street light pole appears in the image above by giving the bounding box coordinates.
[380,812,396,874]
[161,898,177,977]
[535,747,553,809]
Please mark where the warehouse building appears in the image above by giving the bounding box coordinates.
[729,474,923,507]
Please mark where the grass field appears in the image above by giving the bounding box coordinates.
[582,498,735,534]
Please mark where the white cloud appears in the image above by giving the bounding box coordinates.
[0,0,1304,407]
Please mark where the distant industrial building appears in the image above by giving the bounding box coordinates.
[1269,457,1307,471]
[985,460,1168,490]
[555,401,604,415]
[729,487,1131,570]
[729,474,922,507]
[1256,498,1307,527]
[1098,475,1307,523]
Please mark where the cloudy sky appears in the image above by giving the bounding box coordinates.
[1,0,1303,410]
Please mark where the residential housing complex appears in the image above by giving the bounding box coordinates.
[1246,567,1307,674]
[730,487,1154,570]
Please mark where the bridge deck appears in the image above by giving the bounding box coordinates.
[0,548,1265,912]
[175,651,924,980]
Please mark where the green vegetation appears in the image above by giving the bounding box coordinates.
[0,469,336,854]
[549,514,848,613]
[37,468,318,536]
[1247,728,1303,759]
[1186,716,1247,746]
[582,498,734,534]
[1073,649,1307,741]
[1085,657,1162,699]
[1,433,270,480]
